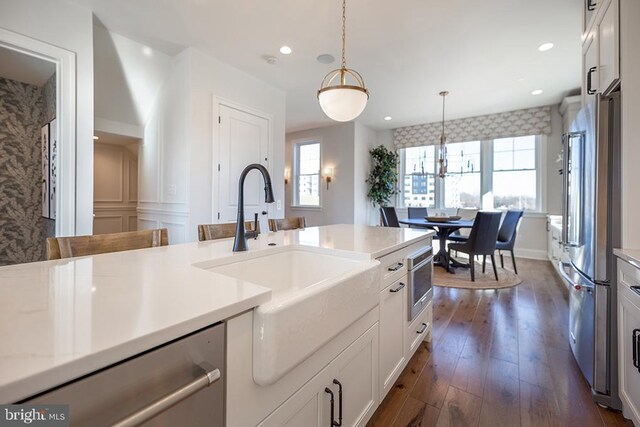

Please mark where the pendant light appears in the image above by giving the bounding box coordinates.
[317,0,369,122]
[437,91,449,178]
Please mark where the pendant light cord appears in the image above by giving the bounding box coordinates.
[342,0,347,69]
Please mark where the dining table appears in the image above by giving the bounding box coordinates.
[398,218,474,273]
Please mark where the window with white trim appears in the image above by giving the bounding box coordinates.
[398,135,541,211]
[293,141,321,207]
[492,136,538,210]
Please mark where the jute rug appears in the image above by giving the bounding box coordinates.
[433,256,522,290]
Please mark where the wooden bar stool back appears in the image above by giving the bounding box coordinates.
[268,217,306,232]
[198,222,260,241]
[46,228,169,260]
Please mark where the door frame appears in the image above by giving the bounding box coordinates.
[211,96,274,224]
[0,28,77,236]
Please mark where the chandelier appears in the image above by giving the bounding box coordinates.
[317,0,369,122]
[437,91,449,178]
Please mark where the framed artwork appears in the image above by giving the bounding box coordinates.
[41,119,57,220]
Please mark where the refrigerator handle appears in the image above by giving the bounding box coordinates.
[561,133,570,245]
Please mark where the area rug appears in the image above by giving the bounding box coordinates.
[433,256,522,290]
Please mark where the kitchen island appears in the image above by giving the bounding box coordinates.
[0,224,433,426]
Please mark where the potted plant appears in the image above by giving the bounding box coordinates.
[366,145,400,208]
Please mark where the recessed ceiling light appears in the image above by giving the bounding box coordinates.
[384,116,392,121]
[93,135,99,140]
[538,42,554,52]
[531,89,543,95]
[142,46,153,57]
[279,46,292,55]
[517,77,526,82]
[317,54,335,64]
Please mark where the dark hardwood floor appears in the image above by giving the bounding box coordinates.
[368,259,633,427]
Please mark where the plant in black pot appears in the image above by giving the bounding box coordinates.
[366,145,400,210]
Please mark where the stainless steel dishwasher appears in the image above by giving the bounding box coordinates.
[25,323,225,427]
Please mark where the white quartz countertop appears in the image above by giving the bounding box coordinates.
[0,224,432,403]
[614,248,640,268]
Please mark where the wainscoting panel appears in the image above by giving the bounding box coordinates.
[93,142,138,235]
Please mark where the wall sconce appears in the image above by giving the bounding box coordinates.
[323,167,334,190]
[284,168,290,185]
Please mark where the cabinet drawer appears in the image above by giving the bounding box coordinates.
[407,300,433,357]
[379,253,407,289]
[619,258,640,292]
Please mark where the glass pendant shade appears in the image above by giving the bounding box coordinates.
[317,0,369,122]
[318,86,368,122]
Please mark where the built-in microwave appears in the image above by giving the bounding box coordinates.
[408,246,434,321]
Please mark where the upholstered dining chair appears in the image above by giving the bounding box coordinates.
[46,228,169,260]
[448,207,479,243]
[447,211,502,281]
[407,207,428,228]
[268,217,306,232]
[495,209,524,274]
[380,207,401,228]
[198,222,260,241]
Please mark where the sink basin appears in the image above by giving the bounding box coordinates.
[201,246,380,385]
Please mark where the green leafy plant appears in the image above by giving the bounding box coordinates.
[366,145,400,207]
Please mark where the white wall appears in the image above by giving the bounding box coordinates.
[546,105,565,215]
[286,123,356,226]
[0,0,94,235]
[354,123,381,226]
[138,47,286,243]
[620,0,640,249]
[93,25,171,132]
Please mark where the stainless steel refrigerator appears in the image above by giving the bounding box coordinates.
[559,92,621,409]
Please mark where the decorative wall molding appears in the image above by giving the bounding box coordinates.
[136,207,189,216]
[394,105,552,148]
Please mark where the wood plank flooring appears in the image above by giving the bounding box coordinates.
[368,259,633,427]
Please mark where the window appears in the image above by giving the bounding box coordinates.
[402,146,436,208]
[293,141,321,207]
[443,141,481,208]
[399,135,541,211]
[492,136,537,210]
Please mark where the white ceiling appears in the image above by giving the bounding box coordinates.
[0,46,55,86]
[72,0,582,133]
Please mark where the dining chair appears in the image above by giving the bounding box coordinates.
[448,207,479,242]
[447,211,502,281]
[46,228,169,260]
[268,217,306,232]
[407,207,428,228]
[380,207,401,228]
[198,222,260,241]
[495,209,524,274]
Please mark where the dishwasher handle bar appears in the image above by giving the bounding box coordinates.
[112,366,221,427]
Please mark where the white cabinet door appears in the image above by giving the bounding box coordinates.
[407,300,432,357]
[598,0,619,93]
[329,324,379,427]
[583,31,599,105]
[618,286,640,426]
[379,277,406,398]
[257,366,330,427]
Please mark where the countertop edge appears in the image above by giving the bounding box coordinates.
[614,248,640,268]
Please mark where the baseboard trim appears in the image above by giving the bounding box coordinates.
[512,248,548,260]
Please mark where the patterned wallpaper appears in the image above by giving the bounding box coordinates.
[394,106,552,148]
[0,75,56,265]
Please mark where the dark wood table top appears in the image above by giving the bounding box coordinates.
[399,218,474,229]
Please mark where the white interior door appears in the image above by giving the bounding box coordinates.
[218,104,269,232]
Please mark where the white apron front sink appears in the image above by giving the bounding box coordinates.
[201,246,380,385]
